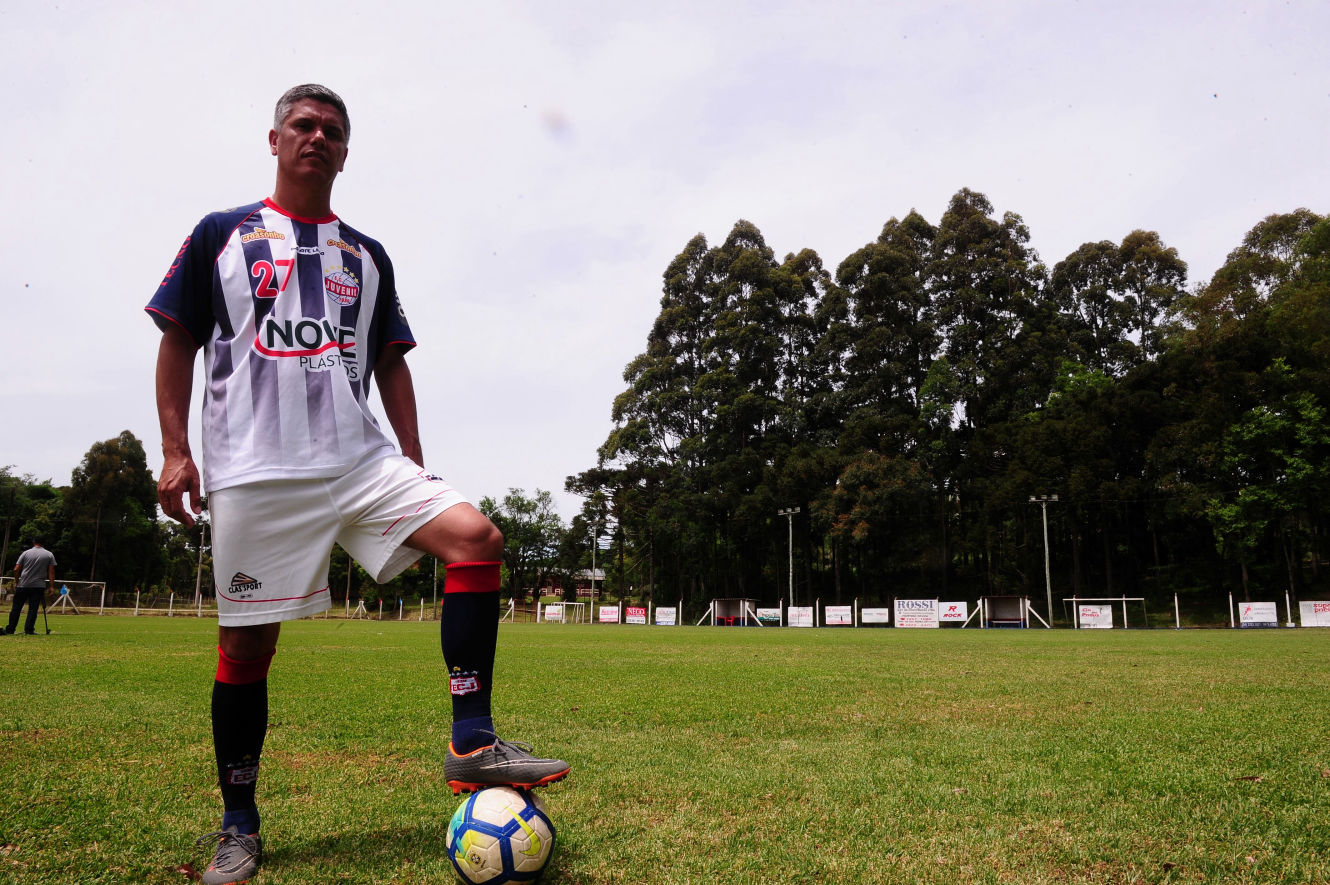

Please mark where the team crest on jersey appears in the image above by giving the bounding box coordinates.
[324,266,361,306]
[417,470,447,484]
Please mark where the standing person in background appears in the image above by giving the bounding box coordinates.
[148,83,569,885]
[7,538,54,636]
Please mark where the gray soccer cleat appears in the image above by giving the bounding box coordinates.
[195,826,262,885]
[445,733,570,794]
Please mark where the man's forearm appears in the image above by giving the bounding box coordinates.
[156,326,197,458]
[375,350,423,465]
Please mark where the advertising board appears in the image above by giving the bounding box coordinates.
[1078,604,1113,628]
[895,599,939,628]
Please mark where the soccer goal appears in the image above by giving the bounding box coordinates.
[48,581,109,613]
[538,601,586,623]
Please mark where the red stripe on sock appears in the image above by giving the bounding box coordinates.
[216,646,275,685]
[444,561,500,594]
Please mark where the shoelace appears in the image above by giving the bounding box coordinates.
[195,829,261,864]
[472,729,541,760]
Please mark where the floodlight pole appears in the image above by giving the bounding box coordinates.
[1029,495,1058,626]
[778,507,800,607]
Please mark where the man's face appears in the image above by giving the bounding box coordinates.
[269,98,349,187]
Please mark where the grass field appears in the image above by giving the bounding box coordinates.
[1,617,1327,884]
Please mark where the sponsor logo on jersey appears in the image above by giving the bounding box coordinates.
[327,238,362,258]
[255,317,360,380]
[324,266,361,306]
[240,228,286,243]
[418,470,448,484]
[228,572,263,597]
[294,245,322,255]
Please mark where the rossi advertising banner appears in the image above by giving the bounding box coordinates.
[895,599,940,628]
[1239,601,1279,628]
[654,606,677,626]
[825,605,853,626]
[598,605,620,624]
[1078,604,1113,628]
[625,605,647,625]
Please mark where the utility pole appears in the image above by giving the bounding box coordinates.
[777,507,800,607]
[1029,495,1058,625]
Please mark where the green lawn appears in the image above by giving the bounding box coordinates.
[1,617,1327,884]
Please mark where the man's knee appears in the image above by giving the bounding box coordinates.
[219,623,281,660]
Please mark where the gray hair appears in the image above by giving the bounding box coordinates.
[274,84,350,140]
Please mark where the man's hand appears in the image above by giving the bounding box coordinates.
[159,452,203,526]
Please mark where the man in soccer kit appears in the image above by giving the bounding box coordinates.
[148,84,569,885]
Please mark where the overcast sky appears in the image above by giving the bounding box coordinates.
[2,0,1326,519]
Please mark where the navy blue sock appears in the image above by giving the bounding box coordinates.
[452,715,496,754]
[212,648,272,834]
[221,807,261,836]
[441,563,500,753]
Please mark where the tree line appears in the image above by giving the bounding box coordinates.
[6,189,1326,620]
[1,439,578,606]
[569,189,1330,621]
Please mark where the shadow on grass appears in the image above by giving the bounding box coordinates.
[258,820,583,882]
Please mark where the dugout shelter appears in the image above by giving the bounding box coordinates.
[700,598,762,626]
[963,595,1050,628]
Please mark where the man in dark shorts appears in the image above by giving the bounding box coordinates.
[148,84,569,885]
[7,538,54,635]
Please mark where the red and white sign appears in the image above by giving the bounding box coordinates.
[625,605,647,625]
[939,602,968,623]
[1239,601,1279,628]
[1300,601,1330,627]
[825,605,853,626]
[598,605,620,623]
[543,604,564,623]
[788,606,814,627]
[1078,604,1113,628]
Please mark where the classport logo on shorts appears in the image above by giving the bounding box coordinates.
[228,572,263,598]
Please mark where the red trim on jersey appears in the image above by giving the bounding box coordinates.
[144,307,202,347]
[216,646,275,685]
[444,561,501,594]
[262,197,337,225]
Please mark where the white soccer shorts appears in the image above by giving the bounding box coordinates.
[208,449,468,626]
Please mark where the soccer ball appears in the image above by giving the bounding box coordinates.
[446,786,556,883]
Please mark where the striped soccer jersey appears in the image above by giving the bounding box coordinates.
[146,199,416,493]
